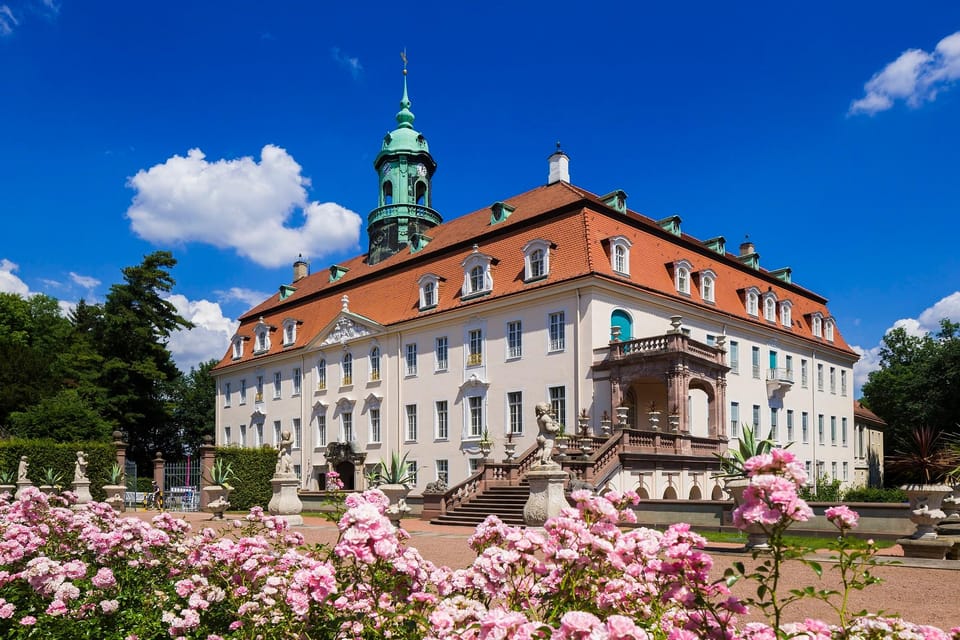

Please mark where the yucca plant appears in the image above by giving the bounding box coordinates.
[209,458,238,490]
[886,425,960,486]
[107,463,124,485]
[0,469,14,484]
[41,467,65,489]
[367,451,415,488]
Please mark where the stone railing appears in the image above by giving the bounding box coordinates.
[606,333,725,365]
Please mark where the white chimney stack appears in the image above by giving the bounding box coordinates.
[547,142,569,184]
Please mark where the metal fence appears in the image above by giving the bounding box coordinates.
[124,460,140,508]
[164,458,202,512]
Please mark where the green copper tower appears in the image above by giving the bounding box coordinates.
[367,58,440,265]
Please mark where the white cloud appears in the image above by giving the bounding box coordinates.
[0,5,18,36]
[331,47,363,79]
[216,286,270,308]
[163,294,239,371]
[69,271,101,291]
[850,31,960,115]
[126,145,362,268]
[851,291,960,394]
[0,258,31,295]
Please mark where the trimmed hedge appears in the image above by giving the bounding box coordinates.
[842,486,908,503]
[0,439,115,501]
[214,446,277,511]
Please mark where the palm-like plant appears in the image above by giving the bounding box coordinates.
[886,426,960,486]
[41,467,65,488]
[107,463,124,485]
[714,426,783,480]
[0,469,14,485]
[209,458,238,490]
[367,451,415,488]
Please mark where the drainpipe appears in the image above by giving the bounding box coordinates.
[575,288,582,423]
[810,349,818,495]
[396,332,403,457]
[301,352,309,490]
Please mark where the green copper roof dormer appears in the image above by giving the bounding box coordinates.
[367,59,442,265]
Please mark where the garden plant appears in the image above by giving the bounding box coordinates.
[0,451,957,639]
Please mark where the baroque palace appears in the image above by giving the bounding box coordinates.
[213,68,860,503]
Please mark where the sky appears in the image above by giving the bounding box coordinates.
[2,1,959,397]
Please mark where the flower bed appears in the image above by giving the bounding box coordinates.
[0,457,958,639]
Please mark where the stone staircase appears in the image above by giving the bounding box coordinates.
[429,482,529,527]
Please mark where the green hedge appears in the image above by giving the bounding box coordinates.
[842,486,908,503]
[214,446,276,511]
[0,439,115,501]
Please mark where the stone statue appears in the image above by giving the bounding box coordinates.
[17,456,29,481]
[275,430,295,476]
[535,402,561,466]
[74,451,88,482]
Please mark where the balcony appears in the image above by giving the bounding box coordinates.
[766,368,794,396]
[367,203,442,227]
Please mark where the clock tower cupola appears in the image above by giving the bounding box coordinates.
[367,56,440,265]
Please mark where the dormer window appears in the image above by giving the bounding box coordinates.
[811,312,823,338]
[282,318,300,347]
[418,273,441,311]
[231,337,245,360]
[674,260,692,295]
[523,239,551,282]
[699,270,716,303]
[780,301,793,328]
[461,247,494,298]
[744,287,760,317]
[825,318,835,342]
[762,292,777,322]
[608,236,632,275]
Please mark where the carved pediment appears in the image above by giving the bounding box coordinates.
[316,313,383,348]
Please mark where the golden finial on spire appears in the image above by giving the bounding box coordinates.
[401,49,408,75]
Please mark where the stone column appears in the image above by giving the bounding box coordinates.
[523,463,568,527]
[113,430,127,474]
[199,436,216,509]
[153,452,164,492]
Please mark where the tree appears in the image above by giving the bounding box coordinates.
[95,252,193,465]
[7,389,112,442]
[170,359,218,455]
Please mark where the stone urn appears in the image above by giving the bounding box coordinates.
[555,436,569,460]
[941,484,960,521]
[901,484,953,539]
[102,484,127,512]
[38,485,57,496]
[725,478,770,550]
[203,485,233,520]
[379,483,412,527]
[668,414,680,432]
[0,483,14,497]
[503,441,518,462]
[647,411,661,431]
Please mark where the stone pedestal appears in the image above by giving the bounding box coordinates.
[269,475,303,526]
[0,484,14,497]
[72,480,93,505]
[380,484,412,527]
[897,537,952,560]
[103,484,126,512]
[202,485,232,520]
[523,466,568,527]
[15,481,33,500]
[725,478,770,550]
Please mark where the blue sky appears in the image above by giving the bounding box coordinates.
[2,1,959,395]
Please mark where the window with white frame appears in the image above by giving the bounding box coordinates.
[752,346,760,379]
[467,396,484,438]
[817,364,824,391]
[609,236,632,275]
[292,367,301,396]
[255,375,264,402]
[548,311,565,352]
[406,461,418,486]
[317,359,327,390]
[370,346,381,381]
[316,414,327,447]
[830,416,837,445]
[825,318,835,342]
[224,425,231,445]
[435,401,449,440]
[418,273,440,310]
[255,422,263,447]
[507,321,522,359]
[842,417,848,446]
[728,341,739,373]
[801,412,809,443]
[282,319,298,346]
[273,420,281,445]
[831,461,838,480]
[811,313,823,338]
[435,459,449,484]
[522,239,550,281]
[273,372,282,399]
[730,402,740,438]
[508,391,523,435]
[461,248,493,297]
[405,404,418,441]
[752,405,761,437]
[843,461,848,481]
[674,260,692,295]
[745,287,760,317]
[467,329,483,366]
[840,370,847,396]
[341,412,354,442]
[829,367,836,394]
[818,414,825,444]
[342,353,353,386]
[468,458,482,475]
[239,424,246,447]
[780,301,792,327]
[405,343,418,376]
[240,379,247,404]
[549,386,566,430]
[770,408,778,442]
[369,407,381,443]
[801,359,808,388]
[255,327,270,354]
[292,418,301,449]
[224,382,232,407]
[232,337,244,360]
[700,270,716,303]
[763,293,777,322]
[786,410,794,442]
[435,337,448,371]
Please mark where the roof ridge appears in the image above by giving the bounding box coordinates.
[579,206,596,273]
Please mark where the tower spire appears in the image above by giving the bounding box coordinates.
[397,49,414,129]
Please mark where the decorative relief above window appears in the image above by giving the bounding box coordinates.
[673,260,693,295]
[253,317,275,355]
[698,269,716,303]
[608,236,632,276]
[762,292,777,322]
[744,287,760,317]
[461,246,494,299]
[281,318,301,346]
[417,273,442,311]
[522,239,551,282]
[780,301,793,328]
[321,317,374,347]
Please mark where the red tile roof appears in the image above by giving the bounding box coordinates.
[215,181,857,371]
[854,401,886,427]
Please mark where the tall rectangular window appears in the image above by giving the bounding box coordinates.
[406,461,418,486]
[224,426,231,445]
[342,412,354,443]
[468,396,483,438]
[435,337,448,371]
[255,422,263,447]
[770,408,778,442]
[316,415,327,447]
[406,404,418,441]
[831,461,838,480]
[842,417,848,446]
[752,404,761,437]
[292,418,301,449]
[468,458,482,475]
[829,367,836,394]
[549,386,566,430]
[256,375,264,401]
[801,359,808,388]
[436,459,449,484]
[831,416,837,445]
[239,424,247,447]
[818,414,825,445]
[292,367,302,396]
[858,425,865,458]
[549,312,565,351]
[785,355,793,380]
[317,360,327,390]
[751,347,760,379]
[405,343,418,376]
[786,409,795,442]
[435,401,449,440]
[240,379,247,404]
[730,402,740,438]
[224,382,232,407]
[726,340,739,374]
[507,321,522,359]
[817,364,824,391]
[508,391,523,435]
[843,461,849,480]
[801,412,809,443]
[369,408,381,443]
[468,329,483,365]
[273,420,281,445]
[841,370,848,396]
[273,372,282,399]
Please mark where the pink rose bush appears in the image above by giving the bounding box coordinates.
[0,465,958,639]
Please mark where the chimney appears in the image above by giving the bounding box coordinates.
[739,237,755,257]
[547,142,569,184]
[293,254,309,282]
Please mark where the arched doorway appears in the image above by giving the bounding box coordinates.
[611,309,633,341]
[335,461,356,490]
